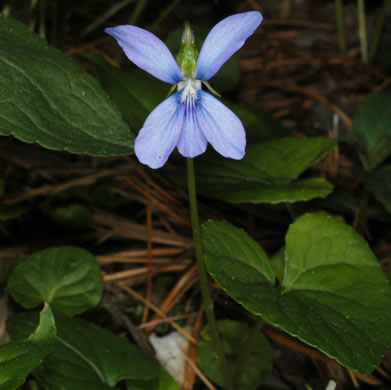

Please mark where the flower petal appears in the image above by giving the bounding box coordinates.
[176,97,208,157]
[194,11,262,81]
[135,92,184,168]
[105,25,184,84]
[197,90,246,159]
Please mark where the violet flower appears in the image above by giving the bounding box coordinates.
[105,11,263,169]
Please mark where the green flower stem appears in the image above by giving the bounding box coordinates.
[149,0,182,31]
[370,0,391,62]
[357,0,368,62]
[129,0,147,25]
[335,0,346,54]
[186,158,234,390]
[234,316,264,389]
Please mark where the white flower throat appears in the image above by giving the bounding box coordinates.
[177,79,201,104]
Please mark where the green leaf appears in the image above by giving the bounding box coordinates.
[8,246,103,316]
[0,304,56,390]
[0,203,27,221]
[0,16,133,156]
[127,367,179,390]
[49,203,93,230]
[223,102,291,143]
[170,137,336,204]
[201,215,391,374]
[197,320,273,390]
[352,92,391,171]
[7,311,159,390]
[165,25,239,92]
[364,165,391,214]
[90,55,167,131]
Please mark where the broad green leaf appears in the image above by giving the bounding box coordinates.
[165,25,239,92]
[201,215,391,374]
[127,367,179,390]
[171,137,336,204]
[0,16,133,156]
[90,55,167,131]
[0,304,56,390]
[8,246,103,316]
[7,311,159,390]
[351,92,391,171]
[364,165,391,214]
[197,320,273,390]
[198,177,333,204]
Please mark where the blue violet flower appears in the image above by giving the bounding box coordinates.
[105,11,263,169]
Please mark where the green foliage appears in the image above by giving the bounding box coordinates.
[351,92,391,171]
[49,203,93,230]
[90,55,167,131]
[0,304,56,390]
[0,16,134,156]
[8,247,103,316]
[197,320,273,390]
[172,137,336,204]
[201,214,391,374]
[7,311,160,390]
[364,164,391,214]
[127,367,179,390]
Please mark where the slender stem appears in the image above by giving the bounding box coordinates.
[149,0,182,31]
[2,0,13,16]
[39,0,46,39]
[370,0,391,62]
[285,202,297,221]
[335,0,346,54]
[129,0,148,25]
[357,0,368,62]
[234,317,264,389]
[81,0,135,36]
[186,158,234,390]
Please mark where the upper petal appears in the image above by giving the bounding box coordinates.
[194,11,262,81]
[105,25,184,84]
[135,92,184,168]
[197,90,246,159]
[176,95,208,158]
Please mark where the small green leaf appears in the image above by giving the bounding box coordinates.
[49,203,93,230]
[364,165,391,214]
[197,320,273,390]
[0,16,133,156]
[0,203,27,221]
[352,92,391,171]
[0,304,56,390]
[8,246,103,315]
[7,311,159,390]
[90,55,167,131]
[202,215,391,374]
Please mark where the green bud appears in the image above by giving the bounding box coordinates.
[176,21,198,78]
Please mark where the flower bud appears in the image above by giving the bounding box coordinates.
[176,22,198,78]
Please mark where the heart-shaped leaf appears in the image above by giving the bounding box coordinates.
[7,311,159,390]
[0,304,56,390]
[127,367,179,390]
[197,320,273,390]
[0,16,133,156]
[351,92,391,171]
[8,247,103,316]
[201,215,391,374]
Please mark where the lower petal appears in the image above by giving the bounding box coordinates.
[177,102,207,158]
[197,90,246,159]
[135,92,184,169]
